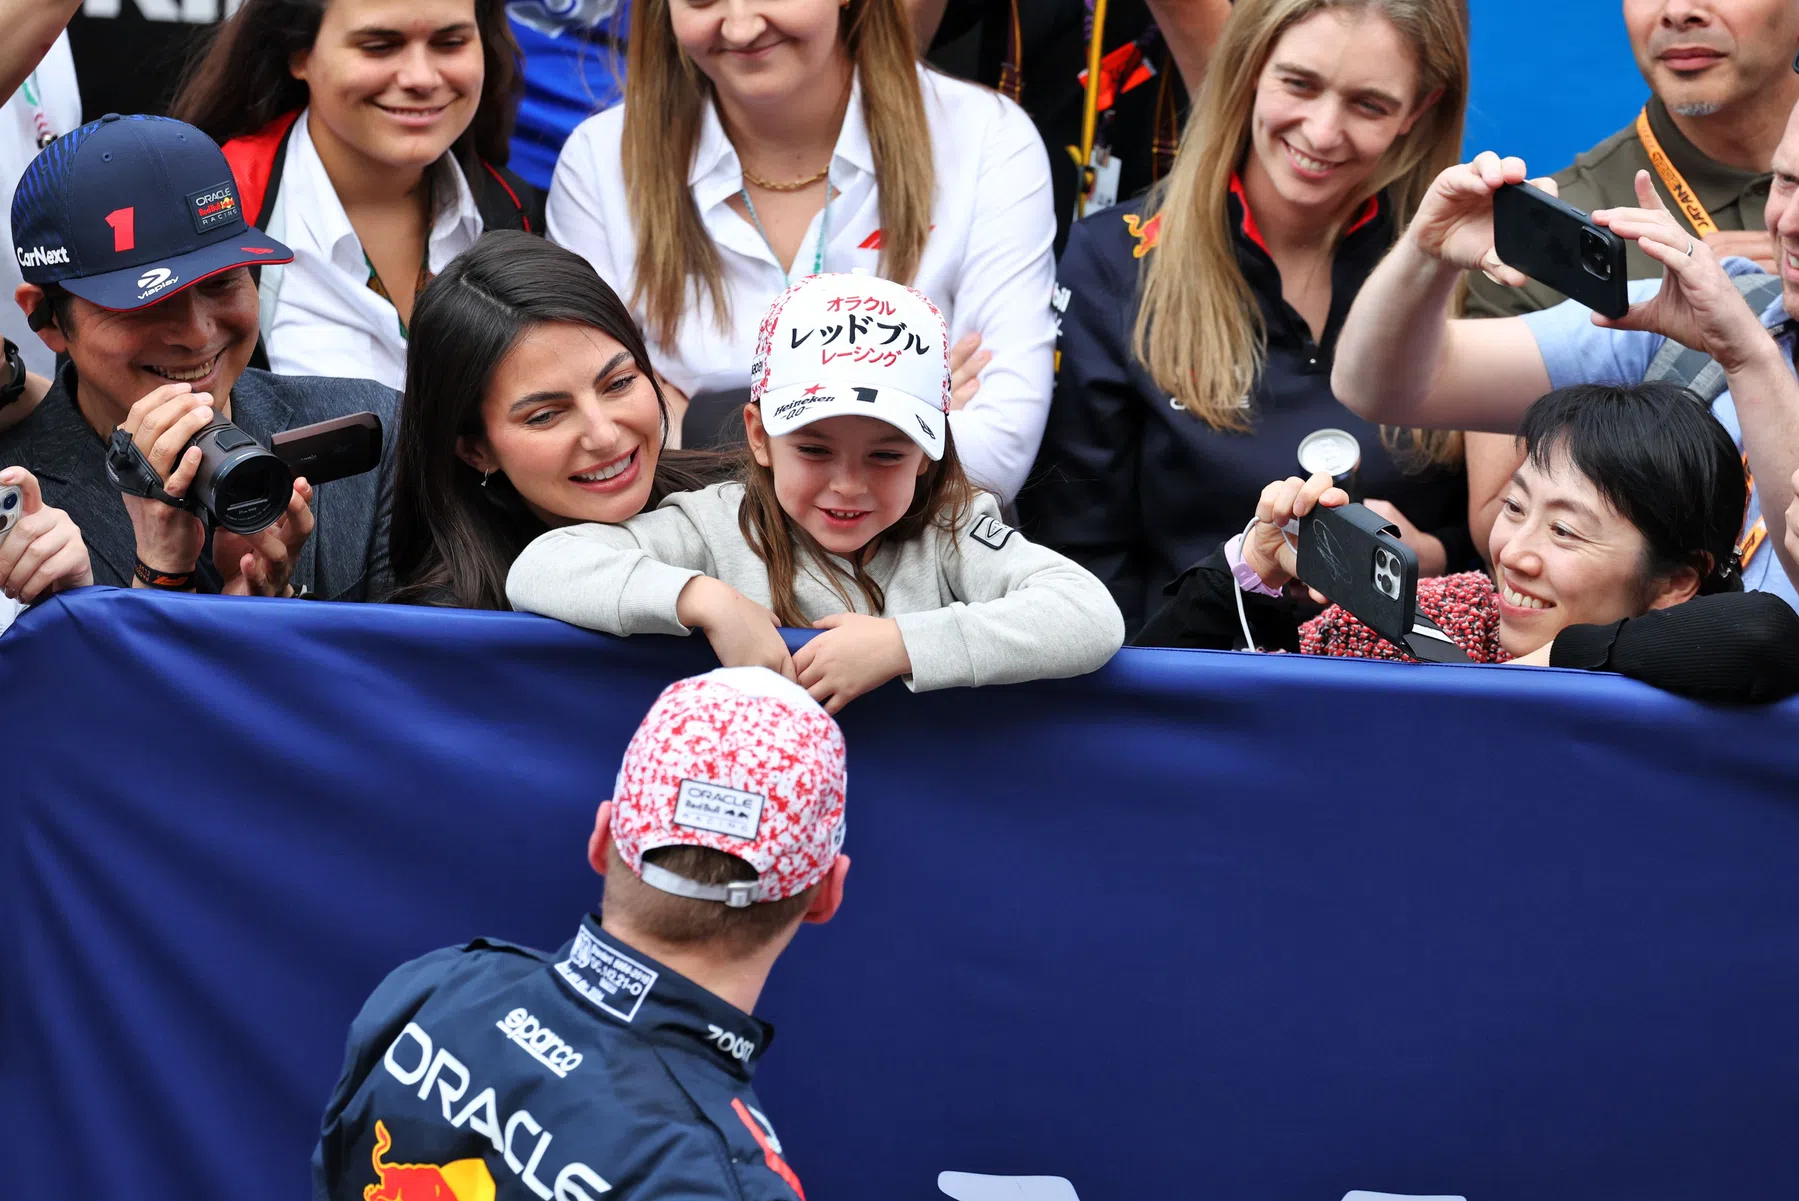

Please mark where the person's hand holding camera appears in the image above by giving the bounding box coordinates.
[0,467,92,602]
[1242,472,1350,589]
[118,383,213,582]
[1592,170,1781,374]
[1406,151,1557,286]
[215,476,314,597]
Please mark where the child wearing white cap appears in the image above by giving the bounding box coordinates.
[506,273,1124,712]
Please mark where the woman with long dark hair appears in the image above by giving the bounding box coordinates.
[171,0,540,392]
[388,232,727,609]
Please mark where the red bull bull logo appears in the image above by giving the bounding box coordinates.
[365,1120,497,1201]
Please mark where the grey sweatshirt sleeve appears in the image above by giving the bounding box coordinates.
[893,493,1126,691]
[504,495,721,635]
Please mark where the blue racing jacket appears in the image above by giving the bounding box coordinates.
[313,914,806,1200]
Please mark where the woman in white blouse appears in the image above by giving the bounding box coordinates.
[172,0,543,392]
[549,0,1056,502]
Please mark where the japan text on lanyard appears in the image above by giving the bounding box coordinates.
[22,73,57,149]
[1635,107,1720,237]
[1638,105,1776,568]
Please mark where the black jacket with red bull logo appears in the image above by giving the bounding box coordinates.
[313,915,807,1201]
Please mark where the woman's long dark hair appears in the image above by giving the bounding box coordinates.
[1517,382,1747,596]
[388,232,731,610]
[169,0,522,173]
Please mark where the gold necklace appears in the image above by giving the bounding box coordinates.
[740,163,831,192]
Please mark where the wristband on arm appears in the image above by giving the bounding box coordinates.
[133,559,197,591]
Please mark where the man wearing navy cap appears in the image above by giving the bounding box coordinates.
[1,114,397,599]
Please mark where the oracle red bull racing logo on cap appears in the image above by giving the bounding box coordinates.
[188,182,241,233]
[364,1119,496,1201]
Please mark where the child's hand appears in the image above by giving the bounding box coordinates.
[794,613,912,714]
[676,577,797,680]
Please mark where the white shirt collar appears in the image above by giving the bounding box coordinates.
[690,71,874,213]
[288,107,483,276]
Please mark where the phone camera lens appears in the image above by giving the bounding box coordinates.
[1580,229,1613,280]
[1,491,17,511]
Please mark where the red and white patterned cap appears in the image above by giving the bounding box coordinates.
[611,667,848,908]
[748,272,951,460]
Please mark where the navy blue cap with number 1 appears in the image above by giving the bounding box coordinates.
[10,113,292,312]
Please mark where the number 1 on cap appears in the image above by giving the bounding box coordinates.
[105,207,136,254]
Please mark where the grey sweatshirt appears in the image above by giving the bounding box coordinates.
[506,482,1125,692]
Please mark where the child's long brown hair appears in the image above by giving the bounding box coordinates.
[738,418,974,627]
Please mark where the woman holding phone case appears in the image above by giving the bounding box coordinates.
[1021,0,1474,636]
[1135,382,1799,704]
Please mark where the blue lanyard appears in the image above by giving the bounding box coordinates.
[739,180,831,285]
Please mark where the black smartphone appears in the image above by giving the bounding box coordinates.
[1492,182,1629,318]
[1296,503,1469,662]
[270,412,383,486]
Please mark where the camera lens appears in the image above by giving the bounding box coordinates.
[185,420,294,534]
[1580,229,1613,280]
[1,491,16,511]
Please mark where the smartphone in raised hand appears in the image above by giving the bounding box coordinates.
[1492,182,1629,318]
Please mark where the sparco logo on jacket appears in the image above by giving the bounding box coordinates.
[382,1020,613,1199]
[497,1007,584,1078]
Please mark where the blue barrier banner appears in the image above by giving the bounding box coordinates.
[3,588,1798,1201]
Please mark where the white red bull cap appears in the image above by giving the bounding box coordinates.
[611,667,847,907]
[749,272,951,460]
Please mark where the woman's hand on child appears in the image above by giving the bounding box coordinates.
[794,613,912,714]
[676,576,798,680]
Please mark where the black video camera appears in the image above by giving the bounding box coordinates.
[106,412,382,535]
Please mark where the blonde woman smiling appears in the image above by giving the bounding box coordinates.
[547,0,1055,502]
[1023,0,1473,631]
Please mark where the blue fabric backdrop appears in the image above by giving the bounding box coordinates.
[3,588,1798,1200]
[1464,3,1646,173]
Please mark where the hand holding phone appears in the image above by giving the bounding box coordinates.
[1243,473,1350,590]
[0,483,19,546]
[1297,503,1469,663]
